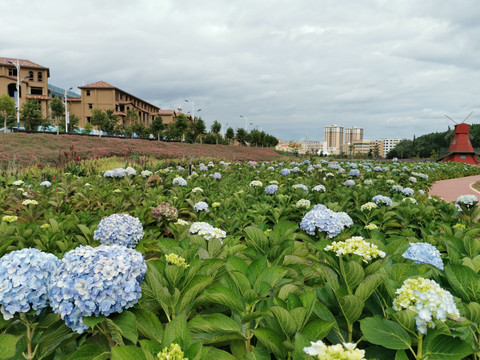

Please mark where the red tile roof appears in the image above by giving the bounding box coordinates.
[0,57,49,70]
[79,81,115,89]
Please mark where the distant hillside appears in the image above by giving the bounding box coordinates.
[386,124,480,159]
[0,133,282,168]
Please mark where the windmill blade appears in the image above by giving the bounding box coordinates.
[444,130,453,140]
[462,111,474,123]
[444,115,458,124]
[469,133,475,140]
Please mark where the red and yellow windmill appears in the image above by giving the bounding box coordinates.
[440,112,478,164]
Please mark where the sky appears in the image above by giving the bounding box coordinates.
[2,0,480,142]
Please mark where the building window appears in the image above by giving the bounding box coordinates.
[37,72,43,82]
[30,87,43,95]
[8,68,17,77]
[87,117,91,123]
[86,90,90,96]
[28,71,33,81]
[88,103,93,109]
[461,155,466,159]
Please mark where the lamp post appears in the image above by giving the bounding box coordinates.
[7,60,22,130]
[64,87,73,133]
[185,99,195,122]
[240,115,248,131]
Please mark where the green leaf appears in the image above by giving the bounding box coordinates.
[200,347,235,360]
[83,315,106,329]
[247,258,268,286]
[162,313,191,347]
[340,259,365,292]
[360,316,411,350]
[112,311,138,344]
[423,334,474,360]
[111,346,150,360]
[0,334,18,360]
[189,313,242,334]
[391,309,417,334]
[338,294,364,324]
[196,285,244,313]
[66,344,109,360]
[355,274,383,301]
[208,238,223,258]
[463,302,480,323]
[139,340,163,357]
[445,264,480,302]
[253,328,286,359]
[244,226,269,253]
[178,275,213,313]
[105,318,125,346]
[388,263,411,284]
[395,350,409,360]
[165,264,183,287]
[301,320,334,342]
[134,309,163,343]
[271,306,297,337]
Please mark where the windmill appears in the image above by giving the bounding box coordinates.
[439,112,478,164]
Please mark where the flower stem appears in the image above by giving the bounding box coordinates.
[416,334,423,359]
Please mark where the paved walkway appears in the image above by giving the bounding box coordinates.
[429,174,480,202]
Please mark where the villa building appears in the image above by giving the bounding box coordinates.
[0,57,50,118]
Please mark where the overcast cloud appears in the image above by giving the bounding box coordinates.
[2,0,480,141]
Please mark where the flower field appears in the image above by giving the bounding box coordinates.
[0,133,282,168]
[2,159,480,359]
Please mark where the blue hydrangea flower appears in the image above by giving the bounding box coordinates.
[212,172,222,180]
[349,169,360,177]
[194,201,210,212]
[104,168,127,178]
[457,195,478,207]
[402,242,444,270]
[372,195,393,206]
[280,168,291,176]
[338,168,346,174]
[291,167,300,172]
[40,181,52,187]
[299,204,353,238]
[94,214,144,248]
[344,179,355,187]
[293,184,308,192]
[373,166,382,172]
[265,185,278,195]
[392,185,403,192]
[0,248,60,320]
[49,244,147,333]
[173,177,188,186]
[402,187,415,196]
[312,184,326,192]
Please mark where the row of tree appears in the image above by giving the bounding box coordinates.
[386,124,480,159]
[0,95,278,147]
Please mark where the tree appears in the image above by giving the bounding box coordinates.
[50,97,64,135]
[211,120,221,134]
[236,128,248,145]
[0,94,15,133]
[91,108,118,136]
[150,116,165,140]
[21,99,43,131]
[175,114,189,141]
[225,127,235,144]
[189,117,206,143]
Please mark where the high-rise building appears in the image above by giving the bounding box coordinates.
[345,126,364,144]
[324,124,344,154]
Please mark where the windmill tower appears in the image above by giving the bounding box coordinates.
[440,112,478,164]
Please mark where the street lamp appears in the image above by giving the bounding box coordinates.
[7,59,26,130]
[185,99,195,122]
[64,87,73,133]
[240,115,248,131]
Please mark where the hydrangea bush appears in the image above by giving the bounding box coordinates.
[0,248,60,320]
[49,244,147,333]
[94,213,144,248]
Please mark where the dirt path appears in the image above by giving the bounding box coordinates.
[429,174,480,202]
